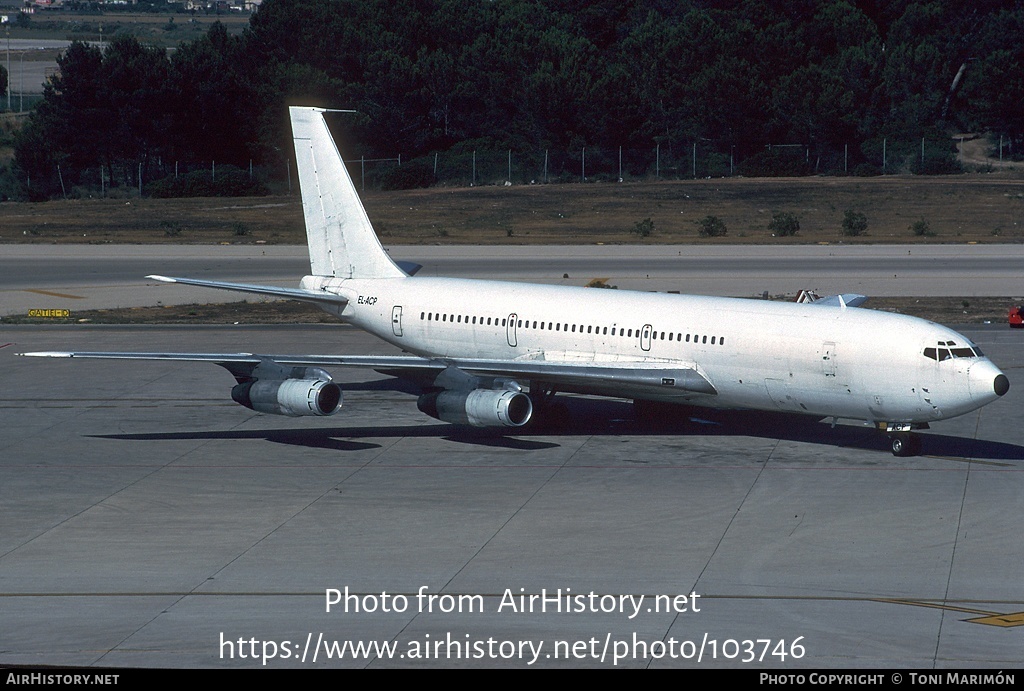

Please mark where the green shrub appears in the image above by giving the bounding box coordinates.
[768,211,800,237]
[631,217,654,237]
[378,159,435,190]
[842,210,868,236]
[696,215,727,237]
[909,218,933,237]
[147,165,268,198]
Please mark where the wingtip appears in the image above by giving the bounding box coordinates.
[146,275,176,283]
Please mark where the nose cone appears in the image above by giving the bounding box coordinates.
[969,360,1009,404]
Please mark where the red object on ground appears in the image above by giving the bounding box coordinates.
[1010,306,1024,328]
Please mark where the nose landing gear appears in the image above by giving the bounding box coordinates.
[889,432,922,457]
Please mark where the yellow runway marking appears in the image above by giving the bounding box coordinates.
[876,598,1024,627]
[24,289,86,299]
[965,612,1024,627]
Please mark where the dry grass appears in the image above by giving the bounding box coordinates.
[2,173,1023,245]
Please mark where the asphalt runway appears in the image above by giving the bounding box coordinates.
[2,243,1024,316]
[2,318,1022,668]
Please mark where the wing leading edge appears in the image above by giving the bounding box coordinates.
[20,350,715,397]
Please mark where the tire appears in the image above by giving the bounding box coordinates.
[890,433,920,457]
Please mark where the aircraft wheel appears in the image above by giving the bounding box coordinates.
[526,400,570,431]
[634,399,693,431]
[548,402,572,430]
[890,433,921,457]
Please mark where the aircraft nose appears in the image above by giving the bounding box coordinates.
[969,360,1008,402]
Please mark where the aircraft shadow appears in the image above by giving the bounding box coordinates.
[564,398,1024,462]
[90,395,1024,461]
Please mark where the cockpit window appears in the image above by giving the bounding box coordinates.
[924,342,983,360]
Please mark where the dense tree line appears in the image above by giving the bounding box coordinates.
[8,0,1024,199]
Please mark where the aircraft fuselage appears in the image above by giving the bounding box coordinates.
[302,275,1006,426]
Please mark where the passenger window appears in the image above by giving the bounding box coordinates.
[702,335,707,344]
[721,336,725,346]
[711,336,716,345]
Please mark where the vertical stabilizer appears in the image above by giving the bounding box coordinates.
[289,106,405,279]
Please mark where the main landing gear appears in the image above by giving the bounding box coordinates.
[528,385,571,431]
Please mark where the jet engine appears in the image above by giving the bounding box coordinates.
[231,367,342,417]
[417,389,533,428]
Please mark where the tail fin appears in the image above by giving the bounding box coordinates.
[289,106,405,279]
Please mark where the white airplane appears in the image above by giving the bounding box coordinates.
[22,107,1009,457]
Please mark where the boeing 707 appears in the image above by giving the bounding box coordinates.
[22,106,1009,457]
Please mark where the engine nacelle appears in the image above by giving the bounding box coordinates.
[417,389,533,428]
[232,378,343,417]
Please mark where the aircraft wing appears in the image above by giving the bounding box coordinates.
[20,351,716,396]
[146,275,349,307]
[809,293,868,308]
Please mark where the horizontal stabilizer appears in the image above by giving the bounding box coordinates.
[394,261,424,276]
[146,275,349,306]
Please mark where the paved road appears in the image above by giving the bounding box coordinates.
[3,243,1023,316]
[1,323,1021,668]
